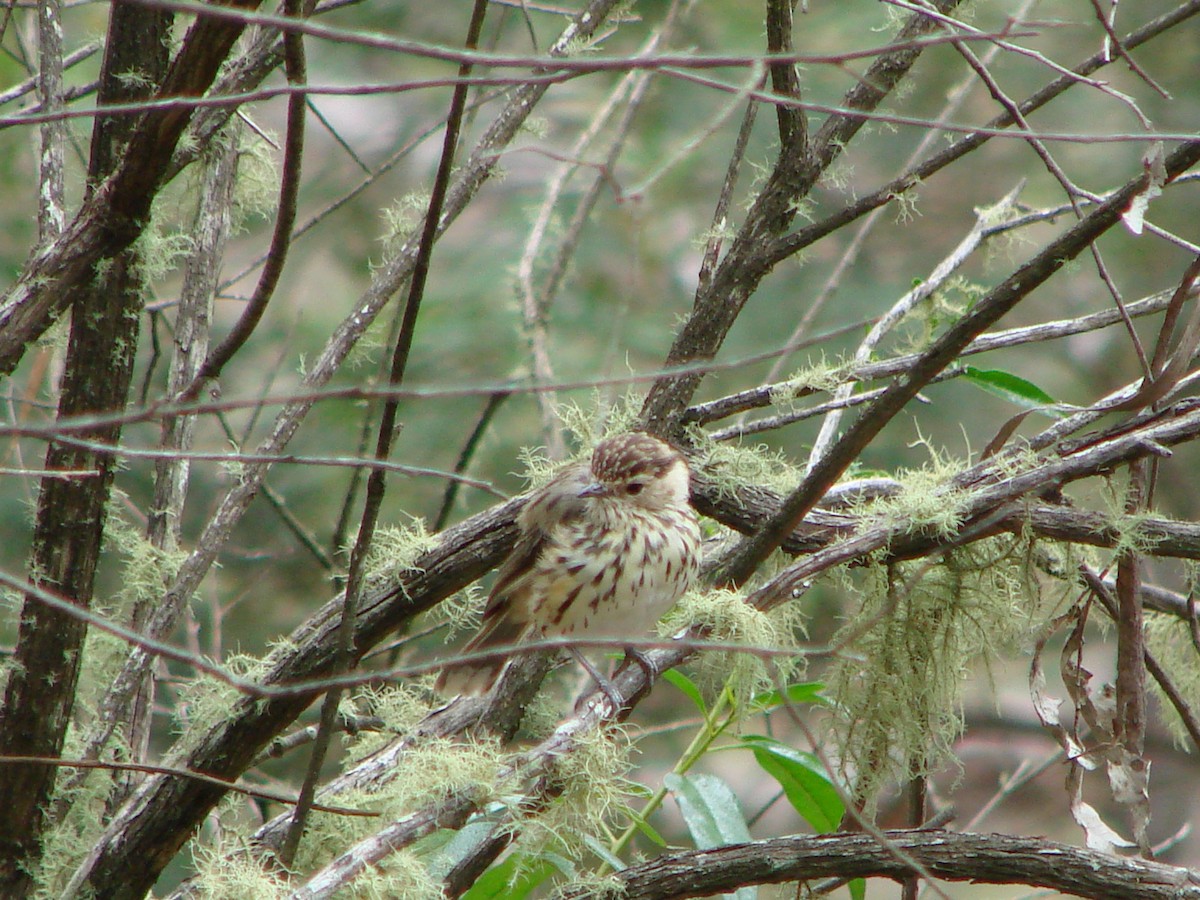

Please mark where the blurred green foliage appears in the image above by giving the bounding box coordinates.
[1,7,1199,880]
[0,0,1194,642]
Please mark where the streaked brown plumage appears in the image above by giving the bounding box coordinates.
[435,432,701,699]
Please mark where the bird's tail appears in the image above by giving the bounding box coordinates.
[434,616,527,697]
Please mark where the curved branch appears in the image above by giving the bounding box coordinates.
[555,830,1200,900]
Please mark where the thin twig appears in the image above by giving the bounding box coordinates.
[805,183,1022,473]
[1086,0,1170,98]
[182,0,309,400]
[435,390,509,531]
[279,0,490,866]
[2,755,375,817]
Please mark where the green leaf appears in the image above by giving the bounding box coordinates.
[962,366,1060,412]
[750,681,827,711]
[580,833,626,871]
[664,772,752,847]
[735,735,843,833]
[461,854,554,900]
[665,772,756,900]
[631,813,669,847]
[662,668,707,715]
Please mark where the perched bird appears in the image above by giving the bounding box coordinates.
[435,432,701,703]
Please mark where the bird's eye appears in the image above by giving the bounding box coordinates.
[626,482,645,495]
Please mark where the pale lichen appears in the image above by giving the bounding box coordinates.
[172,652,272,743]
[826,535,1048,811]
[434,582,487,641]
[231,126,282,225]
[847,444,973,540]
[107,512,188,609]
[691,433,803,502]
[189,842,290,900]
[663,587,804,711]
[360,518,438,592]
[292,736,502,879]
[379,191,433,260]
[1145,609,1200,748]
[514,726,635,865]
[891,180,922,223]
[342,683,435,762]
[29,726,121,899]
[766,356,849,405]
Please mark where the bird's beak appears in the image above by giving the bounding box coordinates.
[577,481,608,498]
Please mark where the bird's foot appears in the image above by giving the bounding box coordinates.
[569,647,625,713]
[622,646,658,681]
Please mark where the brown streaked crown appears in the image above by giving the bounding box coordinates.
[590,432,684,483]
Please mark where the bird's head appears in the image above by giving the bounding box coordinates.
[579,432,691,511]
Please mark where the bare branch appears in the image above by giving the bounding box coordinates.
[556,830,1200,900]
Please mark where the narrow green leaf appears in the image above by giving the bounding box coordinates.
[735,735,843,833]
[580,833,626,872]
[631,813,669,847]
[962,366,1060,411]
[461,854,554,900]
[751,681,827,711]
[662,668,707,715]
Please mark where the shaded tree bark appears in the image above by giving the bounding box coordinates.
[0,5,171,891]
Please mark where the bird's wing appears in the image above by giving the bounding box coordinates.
[479,526,546,622]
[440,526,547,696]
[476,461,591,626]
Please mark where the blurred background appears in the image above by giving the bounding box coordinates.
[1,1,1198,895]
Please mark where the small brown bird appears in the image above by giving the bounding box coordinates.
[435,432,701,701]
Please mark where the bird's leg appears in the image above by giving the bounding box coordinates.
[617,645,660,706]
[568,646,624,711]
